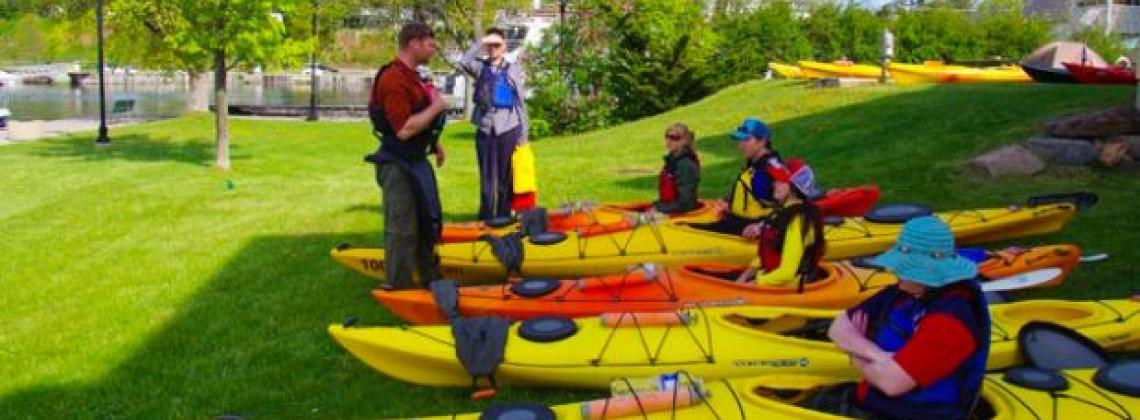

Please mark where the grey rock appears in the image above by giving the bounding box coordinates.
[965,145,1046,177]
[1110,135,1140,160]
[1045,106,1140,139]
[1025,137,1098,165]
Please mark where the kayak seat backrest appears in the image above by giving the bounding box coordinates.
[1018,321,1110,371]
[518,316,578,342]
[1094,360,1140,397]
[862,203,933,224]
[485,216,516,228]
[529,231,568,246]
[480,403,556,420]
[1003,367,1069,391]
[509,278,562,298]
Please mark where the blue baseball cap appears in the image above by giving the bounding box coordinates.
[731,117,772,142]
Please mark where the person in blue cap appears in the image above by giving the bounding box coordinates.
[826,216,990,419]
[691,117,790,236]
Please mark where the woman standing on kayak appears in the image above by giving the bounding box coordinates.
[651,123,701,214]
[826,217,990,419]
[734,170,825,287]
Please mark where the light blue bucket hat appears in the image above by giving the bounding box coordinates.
[869,216,978,287]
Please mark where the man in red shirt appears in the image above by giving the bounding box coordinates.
[366,22,448,289]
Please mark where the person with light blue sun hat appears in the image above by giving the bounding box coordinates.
[825,216,991,419]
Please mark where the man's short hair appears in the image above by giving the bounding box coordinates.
[485,27,506,39]
[399,22,435,49]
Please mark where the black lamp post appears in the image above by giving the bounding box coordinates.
[306,0,319,121]
[95,0,110,145]
[559,0,568,79]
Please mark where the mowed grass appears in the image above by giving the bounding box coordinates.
[1,81,1138,418]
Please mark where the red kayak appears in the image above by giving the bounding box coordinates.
[1063,63,1136,85]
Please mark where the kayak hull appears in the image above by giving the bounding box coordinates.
[1063,62,1137,85]
[889,63,1031,84]
[415,369,1139,419]
[332,201,1079,283]
[439,185,881,243]
[373,244,1080,324]
[797,61,882,79]
[769,62,804,79]
[1021,63,1076,83]
[329,299,1140,389]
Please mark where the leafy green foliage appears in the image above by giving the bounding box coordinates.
[1071,27,1127,62]
[528,0,1059,134]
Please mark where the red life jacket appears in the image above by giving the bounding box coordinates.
[658,149,699,205]
[758,222,784,272]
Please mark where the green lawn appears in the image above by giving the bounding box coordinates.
[1,81,1138,418]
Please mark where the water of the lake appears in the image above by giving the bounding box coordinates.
[0,82,371,121]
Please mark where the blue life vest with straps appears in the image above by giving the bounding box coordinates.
[861,282,990,420]
[476,62,518,110]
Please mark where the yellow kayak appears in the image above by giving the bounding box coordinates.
[769,62,805,79]
[332,198,1081,283]
[798,61,882,79]
[889,62,1032,84]
[413,369,1140,419]
[329,299,1140,389]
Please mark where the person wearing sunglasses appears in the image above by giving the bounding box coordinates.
[651,123,701,214]
[690,117,789,236]
[457,27,532,221]
[825,216,990,419]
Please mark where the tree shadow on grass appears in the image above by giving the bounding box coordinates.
[0,232,591,419]
[25,132,249,168]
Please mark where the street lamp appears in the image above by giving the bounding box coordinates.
[559,0,569,79]
[95,0,110,145]
[306,0,319,122]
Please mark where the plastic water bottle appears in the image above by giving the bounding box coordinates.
[610,372,704,396]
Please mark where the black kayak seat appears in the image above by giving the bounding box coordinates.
[1094,360,1140,398]
[480,403,555,420]
[510,278,562,298]
[529,231,568,246]
[863,203,933,224]
[1004,367,1069,392]
[518,316,578,343]
[1018,321,1109,371]
[485,216,517,228]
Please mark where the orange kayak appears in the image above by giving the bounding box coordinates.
[440,185,881,243]
[373,244,1079,324]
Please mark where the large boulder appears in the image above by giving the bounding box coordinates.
[1044,106,1140,139]
[965,145,1046,177]
[1098,141,1132,167]
[1110,135,1140,160]
[1024,137,1098,165]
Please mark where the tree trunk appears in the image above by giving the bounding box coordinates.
[473,0,485,38]
[188,71,210,113]
[214,48,231,170]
